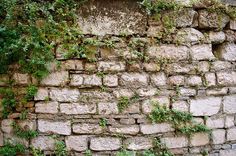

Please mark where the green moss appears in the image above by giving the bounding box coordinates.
[0,142,26,156]
[12,122,38,139]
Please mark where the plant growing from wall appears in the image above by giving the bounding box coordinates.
[11,122,38,139]
[0,142,26,156]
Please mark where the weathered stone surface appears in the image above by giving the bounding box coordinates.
[198,10,230,29]
[124,137,152,150]
[31,136,55,150]
[174,28,204,44]
[137,88,157,97]
[77,0,147,35]
[179,88,196,97]
[209,31,225,44]
[41,71,68,86]
[61,60,83,70]
[34,88,48,101]
[147,45,189,60]
[98,61,125,72]
[73,123,102,134]
[90,137,121,151]
[122,102,140,114]
[165,63,194,74]
[120,73,148,88]
[65,136,88,151]
[13,73,30,85]
[35,101,59,114]
[219,149,236,156]
[206,117,224,129]
[140,123,174,134]
[161,136,188,149]
[190,97,222,116]
[98,102,118,115]
[50,88,80,102]
[190,44,215,61]
[143,62,161,72]
[103,75,118,87]
[70,74,83,86]
[109,125,139,135]
[223,95,236,114]
[1,119,14,133]
[0,131,3,146]
[217,72,236,86]
[172,101,189,112]
[38,120,71,135]
[211,61,232,71]
[197,61,210,73]
[190,133,209,146]
[187,76,202,86]
[150,72,167,87]
[225,30,236,42]
[168,76,185,86]
[83,75,102,86]
[212,129,226,144]
[230,20,236,30]
[60,103,96,115]
[215,43,236,61]
[205,73,216,87]
[227,127,236,141]
[225,116,235,128]
[120,118,136,125]
[175,8,197,27]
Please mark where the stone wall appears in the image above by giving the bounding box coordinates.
[1,0,236,155]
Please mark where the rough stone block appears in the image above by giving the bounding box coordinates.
[60,103,96,115]
[1,119,14,133]
[34,88,48,101]
[65,136,88,151]
[41,71,68,86]
[161,136,188,149]
[227,127,236,141]
[150,72,167,86]
[215,43,236,61]
[98,102,118,115]
[61,60,83,70]
[172,101,189,112]
[225,116,235,128]
[124,137,153,150]
[31,136,55,150]
[211,61,232,71]
[190,44,215,61]
[212,129,226,144]
[137,88,157,97]
[73,123,102,134]
[77,0,147,35]
[90,137,121,151]
[230,20,236,30]
[190,97,222,116]
[217,72,236,86]
[219,149,236,156]
[147,45,189,61]
[70,74,83,86]
[209,31,225,44]
[174,28,204,44]
[83,74,102,86]
[109,125,139,135]
[50,88,80,102]
[140,123,174,134]
[187,76,202,86]
[38,120,71,135]
[206,117,224,129]
[13,73,30,85]
[205,73,216,87]
[98,61,125,72]
[175,8,197,27]
[168,75,185,86]
[142,97,170,114]
[35,101,59,114]
[120,73,148,88]
[223,95,236,114]
[179,88,196,97]
[103,75,118,87]
[190,133,209,146]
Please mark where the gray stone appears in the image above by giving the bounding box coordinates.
[142,97,170,114]
[77,0,147,35]
[70,74,83,86]
[13,73,30,85]
[147,45,189,60]
[190,97,222,116]
[38,120,71,135]
[209,31,225,44]
[34,88,48,101]
[103,75,118,87]
[212,129,226,144]
[150,72,167,86]
[206,117,224,129]
[120,73,148,88]
[187,76,202,86]
[31,136,55,150]
[1,119,14,133]
[198,10,230,29]
[50,88,80,102]
[190,44,215,61]
[140,123,174,134]
[161,136,188,149]
[109,125,139,135]
[223,95,236,114]
[168,75,185,86]
[73,123,102,134]
[217,72,236,86]
[65,136,88,151]
[211,61,232,71]
[83,75,102,86]
[179,88,196,97]
[172,101,189,112]
[219,149,236,156]
[90,137,121,151]
[41,71,69,86]
[205,73,216,87]
[35,101,59,114]
[124,137,152,150]
[61,60,83,70]
[190,133,209,146]
[98,61,125,72]
[98,102,118,115]
[60,103,96,115]
[174,28,204,44]
[215,43,236,61]
[230,20,236,30]
[225,116,235,128]
[175,8,197,27]
[227,127,236,141]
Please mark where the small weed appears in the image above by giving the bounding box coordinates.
[12,122,38,139]
[54,141,68,156]
[25,85,38,101]
[31,147,44,156]
[116,149,135,156]
[85,149,92,156]
[99,118,108,128]
[19,110,28,120]
[0,142,26,156]
[118,96,130,112]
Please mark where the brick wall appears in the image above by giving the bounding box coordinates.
[1,0,236,155]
